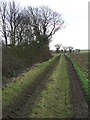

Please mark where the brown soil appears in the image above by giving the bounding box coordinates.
[65,55,89,118]
[2,55,60,118]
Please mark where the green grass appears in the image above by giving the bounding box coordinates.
[80,50,90,53]
[73,63,88,95]
[72,62,90,100]
[29,55,73,118]
[2,55,58,109]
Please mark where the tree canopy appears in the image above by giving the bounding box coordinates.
[0,1,65,78]
[0,2,64,47]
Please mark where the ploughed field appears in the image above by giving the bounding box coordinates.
[2,53,89,118]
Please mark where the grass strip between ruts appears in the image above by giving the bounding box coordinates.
[29,55,73,118]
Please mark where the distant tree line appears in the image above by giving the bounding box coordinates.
[55,44,80,53]
[0,1,64,77]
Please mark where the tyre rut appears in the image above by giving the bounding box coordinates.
[3,55,60,118]
[65,55,88,118]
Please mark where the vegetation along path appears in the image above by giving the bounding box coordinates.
[65,55,88,118]
[29,55,72,118]
[2,54,89,118]
[3,55,60,118]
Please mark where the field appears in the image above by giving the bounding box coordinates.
[2,52,89,118]
[1,1,89,118]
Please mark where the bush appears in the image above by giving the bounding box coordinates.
[2,44,52,79]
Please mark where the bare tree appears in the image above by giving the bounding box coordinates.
[68,46,74,53]
[62,46,67,53]
[0,2,8,46]
[55,43,62,53]
[7,0,19,46]
[0,1,20,46]
[1,3,65,79]
[26,6,64,45]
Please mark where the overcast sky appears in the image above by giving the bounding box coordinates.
[1,0,88,50]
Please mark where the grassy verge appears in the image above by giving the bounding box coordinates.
[2,55,58,109]
[80,50,90,53]
[29,55,72,118]
[73,63,88,95]
[71,61,90,101]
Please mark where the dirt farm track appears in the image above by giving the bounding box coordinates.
[2,54,89,119]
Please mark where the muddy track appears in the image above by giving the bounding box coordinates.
[65,55,89,118]
[2,55,60,118]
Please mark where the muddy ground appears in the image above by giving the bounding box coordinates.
[2,55,60,118]
[2,54,89,119]
[65,55,89,118]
